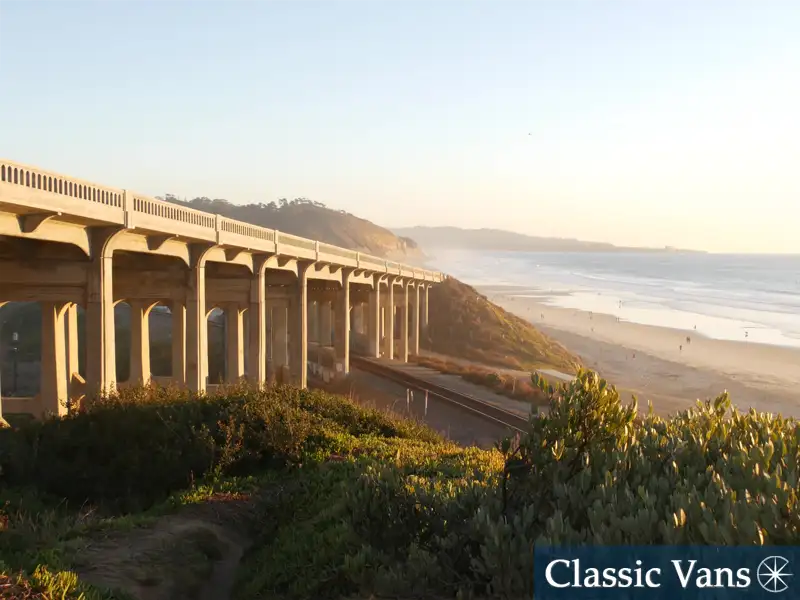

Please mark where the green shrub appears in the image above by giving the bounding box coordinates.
[6,372,799,600]
[238,370,800,599]
[0,384,439,512]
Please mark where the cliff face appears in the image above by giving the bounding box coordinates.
[165,196,425,262]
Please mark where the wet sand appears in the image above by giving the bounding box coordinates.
[481,287,800,418]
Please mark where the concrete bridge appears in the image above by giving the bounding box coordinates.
[0,159,443,419]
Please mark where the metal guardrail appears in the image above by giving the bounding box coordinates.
[351,356,530,433]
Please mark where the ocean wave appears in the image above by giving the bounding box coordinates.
[429,250,800,349]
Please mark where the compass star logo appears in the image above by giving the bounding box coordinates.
[757,556,792,593]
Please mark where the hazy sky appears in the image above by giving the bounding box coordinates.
[2,1,799,253]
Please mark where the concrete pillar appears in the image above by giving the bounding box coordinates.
[367,282,381,358]
[411,284,420,355]
[360,303,367,334]
[247,261,267,385]
[225,303,245,382]
[66,303,79,381]
[290,263,311,388]
[40,301,69,416]
[422,284,429,331]
[85,236,116,397]
[335,271,352,374]
[272,303,288,373]
[170,301,186,385]
[383,279,395,359]
[319,300,332,346]
[308,300,318,344]
[186,250,208,393]
[352,302,364,335]
[129,300,152,385]
[400,281,409,362]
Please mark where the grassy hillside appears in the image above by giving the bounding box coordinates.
[423,277,581,373]
[164,195,422,262]
[2,377,799,599]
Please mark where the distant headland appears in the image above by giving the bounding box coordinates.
[391,226,706,254]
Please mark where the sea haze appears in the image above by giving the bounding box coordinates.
[430,249,800,349]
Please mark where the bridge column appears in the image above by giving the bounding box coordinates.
[86,233,117,398]
[40,301,69,416]
[171,301,186,385]
[308,300,318,344]
[400,280,409,363]
[352,302,364,335]
[186,250,208,393]
[379,300,386,348]
[225,303,245,382]
[247,260,267,385]
[422,284,429,332]
[289,263,311,388]
[411,283,420,355]
[66,303,80,383]
[334,270,352,375]
[383,278,395,360]
[367,279,381,358]
[129,300,152,385]
[319,300,332,346]
[271,302,288,382]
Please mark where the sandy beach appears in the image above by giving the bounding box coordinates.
[480,286,800,418]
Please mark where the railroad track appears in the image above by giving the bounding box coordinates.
[350,356,531,433]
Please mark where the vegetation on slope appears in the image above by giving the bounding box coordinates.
[423,277,581,373]
[3,375,799,599]
[236,376,800,599]
[0,383,440,599]
[162,195,421,261]
[411,353,547,406]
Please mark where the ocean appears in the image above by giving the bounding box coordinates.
[429,249,800,350]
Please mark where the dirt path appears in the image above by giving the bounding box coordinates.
[73,495,253,600]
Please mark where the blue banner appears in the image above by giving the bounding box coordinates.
[534,546,798,599]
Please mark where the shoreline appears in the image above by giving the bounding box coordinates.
[480,286,800,418]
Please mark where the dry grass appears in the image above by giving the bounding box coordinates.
[422,278,581,372]
[411,354,547,406]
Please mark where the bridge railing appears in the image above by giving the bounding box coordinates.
[130,193,217,241]
[0,159,125,224]
[0,159,444,282]
[217,216,276,253]
[359,255,387,270]
[318,242,359,266]
[276,231,317,260]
